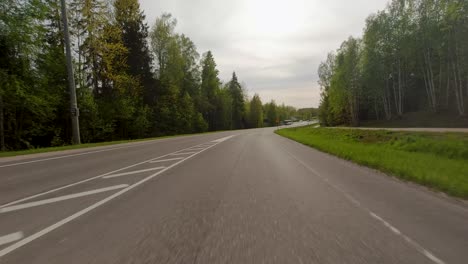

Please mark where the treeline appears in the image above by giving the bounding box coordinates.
[318,0,468,126]
[0,0,299,151]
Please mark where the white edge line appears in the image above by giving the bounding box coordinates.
[0,185,129,214]
[0,135,235,258]
[0,232,24,247]
[0,139,224,208]
[285,150,446,264]
[102,167,165,179]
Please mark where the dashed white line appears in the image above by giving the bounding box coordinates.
[149,157,184,163]
[286,151,446,264]
[0,185,129,214]
[0,135,237,258]
[102,167,165,179]
[0,232,24,247]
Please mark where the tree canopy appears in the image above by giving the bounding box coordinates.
[318,0,468,126]
[0,3,303,151]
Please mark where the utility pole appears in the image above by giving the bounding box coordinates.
[60,0,81,144]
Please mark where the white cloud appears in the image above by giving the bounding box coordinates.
[140,0,389,108]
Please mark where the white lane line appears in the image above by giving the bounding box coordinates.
[186,147,206,151]
[286,151,446,264]
[102,167,165,179]
[0,185,129,214]
[0,232,24,247]
[170,152,197,156]
[211,135,235,143]
[149,158,183,163]
[197,144,215,147]
[0,135,236,258]
[0,140,220,209]
[0,138,184,168]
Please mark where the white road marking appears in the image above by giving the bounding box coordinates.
[186,147,206,151]
[286,151,446,264]
[0,232,24,247]
[0,139,223,209]
[102,167,165,179]
[0,185,129,214]
[0,138,182,168]
[211,135,235,143]
[196,143,216,147]
[170,152,197,155]
[149,158,184,163]
[0,135,236,258]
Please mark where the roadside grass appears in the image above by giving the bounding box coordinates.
[0,131,221,158]
[276,126,468,199]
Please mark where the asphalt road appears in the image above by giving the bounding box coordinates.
[0,127,467,264]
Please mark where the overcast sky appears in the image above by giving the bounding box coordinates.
[140,0,389,108]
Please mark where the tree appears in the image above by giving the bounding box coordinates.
[228,72,246,129]
[264,100,278,126]
[249,94,263,128]
[114,0,153,89]
[200,51,220,130]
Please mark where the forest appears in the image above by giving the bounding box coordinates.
[0,0,304,151]
[318,0,468,126]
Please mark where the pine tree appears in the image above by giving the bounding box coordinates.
[228,72,246,129]
[114,0,155,104]
[200,51,221,130]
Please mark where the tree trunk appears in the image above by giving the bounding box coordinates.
[452,61,465,116]
[0,94,5,151]
[423,49,437,112]
[374,99,380,120]
[445,59,450,109]
[383,77,392,120]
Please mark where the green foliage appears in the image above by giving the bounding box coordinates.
[228,72,246,129]
[318,0,468,126]
[200,51,220,130]
[1,5,300,151]
[264,100,278,126]
[277,126,468,198]
[248,94,263,128]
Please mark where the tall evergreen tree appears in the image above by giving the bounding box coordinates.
[228,72,246,129]
[249,94,264,128]
[114,0,154,103]
[200,51,221,130]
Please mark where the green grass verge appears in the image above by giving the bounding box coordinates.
[276,126,468,199]
[0,131,220,158]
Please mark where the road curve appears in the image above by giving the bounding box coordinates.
[0,127,467,263]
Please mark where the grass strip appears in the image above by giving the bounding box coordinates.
[276,126,468,199]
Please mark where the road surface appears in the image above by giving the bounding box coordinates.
[0,128,467,263]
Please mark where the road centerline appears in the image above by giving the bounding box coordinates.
[0,135,236,258]
[0,140,225,209]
